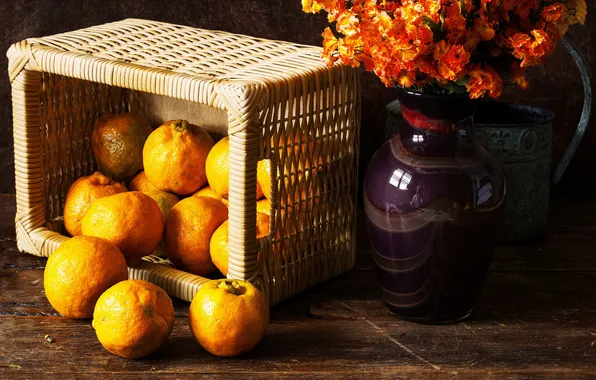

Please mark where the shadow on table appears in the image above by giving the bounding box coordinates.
[472,271,596,323]
[160,322,352,363]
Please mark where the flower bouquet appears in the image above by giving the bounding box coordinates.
[303,0,587,98]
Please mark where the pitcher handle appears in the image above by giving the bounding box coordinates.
[552,37,593,185]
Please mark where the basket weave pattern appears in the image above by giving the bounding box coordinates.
[8,19,361,305]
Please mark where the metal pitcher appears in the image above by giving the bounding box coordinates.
[385,37,592,242]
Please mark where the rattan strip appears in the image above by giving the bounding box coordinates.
[223,82,264,282]
[12,69,45,256]
[128,262,210,302]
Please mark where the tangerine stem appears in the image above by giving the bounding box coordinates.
[173,119,188,132]
[218,280,245,295]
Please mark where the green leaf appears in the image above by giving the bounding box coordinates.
[422,16,445,42]
[422,16,439,29]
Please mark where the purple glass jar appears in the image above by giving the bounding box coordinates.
[364,88,506,324]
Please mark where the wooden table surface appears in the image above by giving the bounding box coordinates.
[1,194,595,379]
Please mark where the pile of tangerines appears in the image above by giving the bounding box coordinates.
[44,113,273,359]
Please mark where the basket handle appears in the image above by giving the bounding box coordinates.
[552,37,592,185]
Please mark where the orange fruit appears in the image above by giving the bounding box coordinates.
[257,159,312,203]
[144,190,179,221]
[193,186,229,207]
[206,137,263,200]
[81,191,163,264]
[256,198,271,215]
[91,113,153,182]
[258,133,319,201]
[164,196,227,275]
[63,172,127,237]
[92,280,174,359]
[189,279,269,357]
[143,119,214,195]
[44,236,128,318]
[129,171,158,192]
[257,159,273,200]
[210,212,270,276]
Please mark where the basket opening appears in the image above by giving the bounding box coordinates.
[35,70,358,304]
[39,74,231,230]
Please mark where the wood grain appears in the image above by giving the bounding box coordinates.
[1,194,596,377]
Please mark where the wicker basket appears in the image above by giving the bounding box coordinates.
[8,19,361,305]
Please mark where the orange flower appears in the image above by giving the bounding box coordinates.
[501,0,518,11]
[321,27,339,62]
[515,0,540,19]
[461,0,478,14]
[422,0,441,18]
[361,55,375,72]
[510,61,529,89]
[482,0,516,12]
[510,33,533,51]
[443,2,468,43]
[397,71,417,88]
[473,17,496,41]
[417,57,439,78]
[301,0,344,14]
[529,28,556,57]
[374,10,394,32]
[511,29,556,67]
[556,0,588,35]
[336,11,360,37]
[304,0,587,98]
[542,3,566,22]
[337,35,362,67]
[565,0,588,24]
[302,0,322,13]
[464,33,480,51]
[434,42,470,81]
[397,3,423,25]
[466,64,503,99]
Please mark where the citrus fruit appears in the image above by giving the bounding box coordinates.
[44,236,128,318]
[143,119,214,195]
[206,137,263,200]
[256,198,271,215]
[164,196,227,275]
[92,279,174,359]
[258,133,318,200]
[91,113,153,182]
[81,191,163,263]
[63,172,127,237]
[129,171,158,192]
[210,212,270,276]
[143,190,179,221]
[256,159,273,200]
[188,279,269,357]
[193,186,229,207]
[257,159,312,202]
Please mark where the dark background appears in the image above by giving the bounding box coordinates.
[1,0,594,195]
